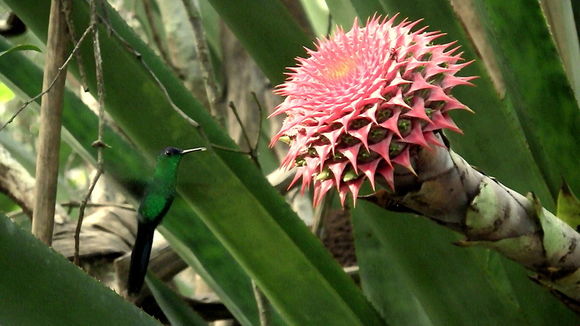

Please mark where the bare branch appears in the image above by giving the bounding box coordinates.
[179,0,224,124]
[94,11,199,129]
[141,0,180,76]
[74,0,108,266]
[31,0,72,245]
[252,280,270,326]
[62,0,89,91]
[61,201,134,211]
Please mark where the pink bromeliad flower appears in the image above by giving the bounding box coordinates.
[270,15,476,206]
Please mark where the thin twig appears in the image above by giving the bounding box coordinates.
[61,201,135,211]
[327,13,333,37]
[180,0,224,125]
[252,280,270,326]
[94,4,259,161]
[0,24,92,132]
[73,169,102,265]
[250,92,263,153]
[229,101,260,168]
[141,0,179,76]
[98,15,199,128]
[229,93,268,324]
[74,0,108,266]
[229,102,253,154]
[62,0,89,91]
[210,143,250,154]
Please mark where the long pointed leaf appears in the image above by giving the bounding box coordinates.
[0,214,160,325]
[5,1,383,325]
[0,35,273,326]
[471,0,580,194]
[353,202,579,324]
[146,273,208,326]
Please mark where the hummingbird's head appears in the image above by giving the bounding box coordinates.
[161,146,206,158]
[162,147,183,157]
[154,146,207,179]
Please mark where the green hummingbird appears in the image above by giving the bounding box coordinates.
[128,146,205,295]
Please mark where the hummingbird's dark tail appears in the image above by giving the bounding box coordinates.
[128,222,156,295]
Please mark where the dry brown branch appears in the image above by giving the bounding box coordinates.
[31,0,71,245]
[228,101,260,167]
[62,0,88,91]
[179,0,224,123]
[141,0,179,76]
[95,11,199,129]
[0,145,35,217]
[74,0,108,266]
[252,280,270,326]
[61,201,134,211]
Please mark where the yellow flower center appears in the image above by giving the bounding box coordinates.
[324,58,355,81]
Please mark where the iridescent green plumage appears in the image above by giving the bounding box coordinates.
[128,146,205,295]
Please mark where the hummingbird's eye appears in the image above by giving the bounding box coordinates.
[163,147,181,156]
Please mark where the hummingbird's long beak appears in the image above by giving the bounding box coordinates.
[180,147,206,155]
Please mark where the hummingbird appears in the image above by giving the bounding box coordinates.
[127,146,206,295]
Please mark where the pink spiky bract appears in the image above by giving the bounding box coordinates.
[270,15,475,207]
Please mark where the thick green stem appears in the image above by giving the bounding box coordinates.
[367,138,580,311]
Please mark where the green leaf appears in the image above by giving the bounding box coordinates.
[0,82,14,102]
[0,43,40,57]
[146,273,208,326]
[353,202,579,325]
[557,182,580,229]
[353,210,432,326]
[0,214,160,325]
[0,35,267,326]
[324,0,358,28]
[204,0,311,85]
[160,199,274,326]
[5,1,384,325]
[471,0,580,196]
[0,36,152,189]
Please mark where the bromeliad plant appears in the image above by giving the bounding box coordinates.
[271,15,475,206]
[271,15,580,311]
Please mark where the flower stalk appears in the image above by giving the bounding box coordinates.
[363,138,580,311]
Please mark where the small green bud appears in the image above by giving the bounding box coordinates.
[308,147,317,156]
[333,151,346,161]
[349,118,370,130]
[369,127,387,143]
[278,135,291,144]
[340,133,359,145]
[315,168,332,181]
[417,89,431,99]
[343,169,359,182]
[413,65,426,73]
[376,108,393,123]
[389,141,404,157]
[428,73,444,84]
[397,119,411,136]
[295,156,306,166]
